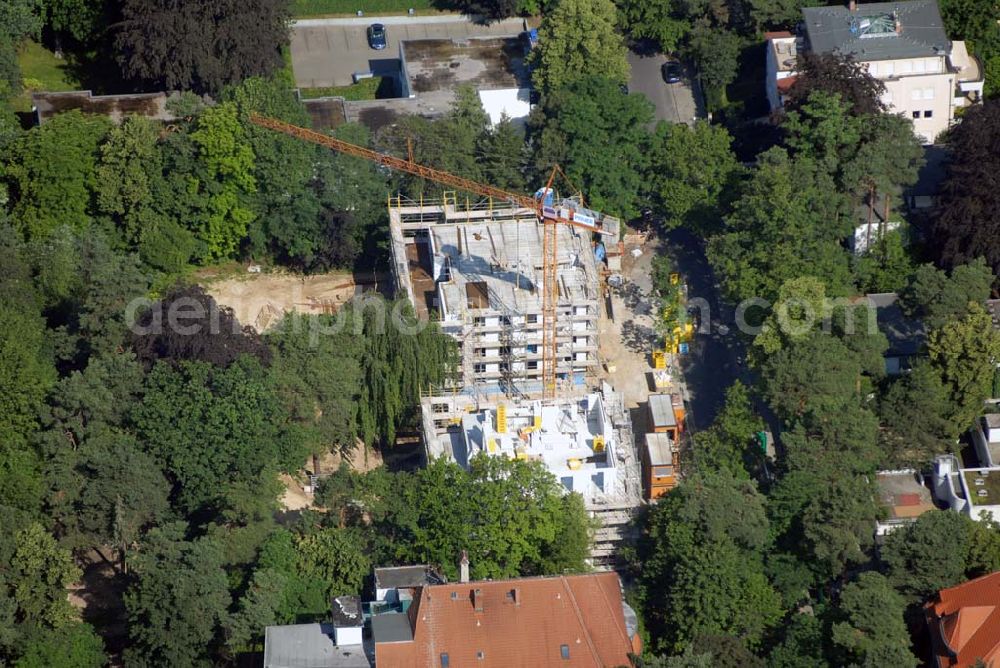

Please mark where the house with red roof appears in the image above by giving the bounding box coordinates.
[925,571,1000,667]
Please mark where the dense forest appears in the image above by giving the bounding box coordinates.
[1,0,1000,665]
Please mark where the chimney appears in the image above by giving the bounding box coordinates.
[848,0,857,10]
[473,588,484,612]
[512,587,521,607]
[459,550,470,584]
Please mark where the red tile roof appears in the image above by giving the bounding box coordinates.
[776,76,799,94]
[926,571,1000,667]
[765,31,794,39]
[374,572,640,667]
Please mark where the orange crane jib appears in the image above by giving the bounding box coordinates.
[248,113,608,399]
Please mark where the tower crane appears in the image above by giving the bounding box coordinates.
[248,113,612,400]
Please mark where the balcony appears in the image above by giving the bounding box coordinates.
[949,41,985,107]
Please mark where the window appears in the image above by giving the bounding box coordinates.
[653,465,674,477]
[922,88,934,100]
[432,403,449,414]
[911,89,922,101]
[913,59,926,73]
[473,363,486,374]
[561,645,571,660]
[526,314,538,324]
[440,654,450,667]
[526,344,538,354]
[476,651,485,660]
[527,361,538,370]
[924,110,933,118]
[912,111,920,119]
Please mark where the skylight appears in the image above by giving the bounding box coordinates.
[851,13,901,38]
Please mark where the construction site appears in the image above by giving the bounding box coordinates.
[388,194,619,397]
[248,115,682,566]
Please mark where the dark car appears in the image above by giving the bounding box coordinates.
[661,61,683,84]
[367,23,387,50]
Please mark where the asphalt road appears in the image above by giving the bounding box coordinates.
[664,228,745,431]
[626,50,702,125]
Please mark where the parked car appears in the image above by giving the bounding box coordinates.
[367,23,387,50]
[661,61,683,84]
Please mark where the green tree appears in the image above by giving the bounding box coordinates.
[881,510,973,599]
[766,613,828,668]
[268,313,363,458]
[685,22,741,110]
[879,362,957,465]
[708,148,853,304]
[45,0,106,43]
[480,114,528,192]
[14,622,106,668]
[3,111,111,239]
[899,259,993,330]
[294,528,371,600]
[124,523,231,667]
[94,115,165,245]
[691,382,764,478]
[640,473,780,653]
[224,77,326,266]
[188,102,257,261]
[530,0,629,93]
[617,0,690,53]
[927,303,1000,432]
[830,573,917,667]
[131,358,304,514]
[9,523,80,628]
[0,299,54,448]
[532,76,653,218]
[646,121,742,234]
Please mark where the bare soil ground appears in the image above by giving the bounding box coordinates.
[202,269,391,332]
[598,236,661,431]
[278,445,386,511]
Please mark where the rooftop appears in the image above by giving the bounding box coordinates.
[963,469,1000,506]
[374,572,640,667]
[396,203,602,322]
[33,90,180,125]
[802,1,951,62]
[767,32,802,73]
[374,565,444,591]
[876,470,936,521]
[402,37,529,95]
[648,394,680,429]
[330,596,363,628]
[645,433,675,467]
[864,293,926,356]
[263,623,371,668]
[428,393,623,504]
[926,571,1000,668]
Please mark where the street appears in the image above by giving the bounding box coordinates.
[626,47,703,126]
[663,228,745,431]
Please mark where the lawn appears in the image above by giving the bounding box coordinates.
[13,41,81,112]
[300,76,394,100]
[291,0,443,17]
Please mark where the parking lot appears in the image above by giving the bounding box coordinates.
[627,49,704,125]
[290,15,528,88]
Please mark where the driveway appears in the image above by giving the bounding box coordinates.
[290,15,527,88]
[627,49,703,126]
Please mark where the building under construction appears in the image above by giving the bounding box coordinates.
[419,383,640,565]
[388,194,620,398]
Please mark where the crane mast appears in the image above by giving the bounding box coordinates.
[248,113,607,400]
